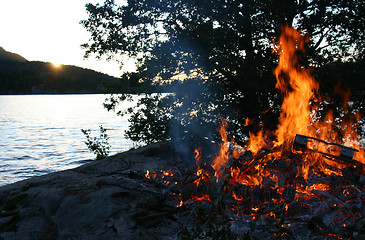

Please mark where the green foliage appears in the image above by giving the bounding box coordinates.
[125,94,171,145]
[104,93,172,146]
[81,125,111,160]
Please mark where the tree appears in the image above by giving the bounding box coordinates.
[81,0,365,145]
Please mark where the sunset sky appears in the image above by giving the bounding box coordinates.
[0,0,133,77]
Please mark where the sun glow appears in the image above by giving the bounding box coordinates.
[51,62,62,68]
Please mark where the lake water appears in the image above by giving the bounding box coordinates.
[0,94,135,186]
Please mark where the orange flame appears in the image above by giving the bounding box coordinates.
[273,26,319,149]
[246,130,266,154]
[185,25,364,210]
[194,148,202,165]
[212,119,230,173]
[247,25,364,173]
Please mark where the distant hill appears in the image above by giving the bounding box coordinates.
[0,47,28,62]
[0,47,125,94]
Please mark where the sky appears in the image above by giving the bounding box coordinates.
[0,0,133,77]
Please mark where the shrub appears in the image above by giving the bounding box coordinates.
[81,125,110,160]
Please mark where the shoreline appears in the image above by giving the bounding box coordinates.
[0,142,190,239]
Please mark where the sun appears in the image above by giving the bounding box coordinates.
[51,62,62,68]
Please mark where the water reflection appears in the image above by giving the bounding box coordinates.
[0,94,135,186]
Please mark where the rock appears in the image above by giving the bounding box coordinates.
[0,141,189,240]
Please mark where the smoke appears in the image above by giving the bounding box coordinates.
[165,74,230,164]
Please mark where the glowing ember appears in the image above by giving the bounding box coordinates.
[145,170,150,179]
[142,25,364,240]
[185,26,364,217]
[308,183,331,191]
[189,194,211,202]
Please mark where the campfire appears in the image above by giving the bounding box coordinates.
[144,26,365,239]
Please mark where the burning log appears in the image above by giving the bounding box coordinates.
[293,134,357,160]
[282,185,296,203]
[137,26,365,239]
[141,137,364,239]
[293,134,364,174]
[310,190,349,209]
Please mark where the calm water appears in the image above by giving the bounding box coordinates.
[0,94,135,186]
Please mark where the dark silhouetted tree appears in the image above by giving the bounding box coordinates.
[81,0,365,145]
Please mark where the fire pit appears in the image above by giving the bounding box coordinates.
[1,25,362,240]
[144,26,365,239]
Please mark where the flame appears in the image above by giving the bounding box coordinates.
[247,25,364,173]
[194,148,202,164]
[162,170,174,177]
[145,170,150,179]
[212,119,230,173]
[252,207,259,212]
[246,130,266,154]
[145,26,365,230]
[308,183,331,191]
[244,118,253,127]
[186,26,363,205]
[273,26,319,148]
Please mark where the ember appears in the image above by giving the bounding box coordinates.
[144,26,365,239]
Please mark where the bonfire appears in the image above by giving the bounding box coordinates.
[145,26,365,239]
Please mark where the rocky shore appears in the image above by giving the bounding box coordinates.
[0,142,190,240]
[2,141,364,239]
